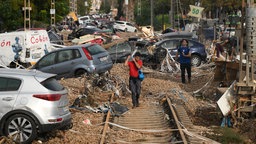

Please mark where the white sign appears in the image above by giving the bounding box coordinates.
[187,5,204,18]
[50,9,55,14]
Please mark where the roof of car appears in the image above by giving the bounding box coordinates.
[115,21,129,23]
[0,68,56,81]
[79,27,101,31]
[52,43,94,51]
[160,31,194,40]
[155,38,202,46]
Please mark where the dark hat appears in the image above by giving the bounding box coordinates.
[134,52,141,57]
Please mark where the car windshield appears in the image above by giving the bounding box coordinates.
[86,44,106,55]
[225,28,235,31]
[108,42,131,53]
[116,21,124,24]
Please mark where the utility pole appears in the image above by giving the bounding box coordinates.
[50,0,56,26]
[170,0,174,28]
[137,0,141,16]
[23,0,31,30]
[69,0,77,14]
[239,0,245,82]
[125,0,128,21]
[150,0,153,29]
[235,0,256,121]
[85,1,88,15]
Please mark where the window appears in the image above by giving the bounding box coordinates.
[77,29,83,33]
[108,42,131,53]
[74,49,81,58]
[226,29,235,32]
[0,77,21,91]
[126,23,133,26]
[161,40,174,49]
[188,41,195,47]
[86,44,106,55]
[57,50,74,63]
[37,52,56,68]
[80,17,89,21]
[116,21,124,25]
[41,78,64,91]
[122,42,132,51]
[108,45,119,53]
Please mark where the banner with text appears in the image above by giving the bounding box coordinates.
[187,5,204,18]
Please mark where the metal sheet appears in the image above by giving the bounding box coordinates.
[217,81,236,116]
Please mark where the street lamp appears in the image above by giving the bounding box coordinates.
[151,0,153,29]
[125,0,128,21]
[85,0,88,15]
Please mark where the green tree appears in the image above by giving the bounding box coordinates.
[0,0,70,31]
[77,0,92,16]
[100,0,111,14]
[200,0,242,16]
[116,0,124,20]
[0,0,24,31]
[31,0,69,26]
[154,0,169,15]
[135,0,151,26]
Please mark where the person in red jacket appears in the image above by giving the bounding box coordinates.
[125,52,143,108]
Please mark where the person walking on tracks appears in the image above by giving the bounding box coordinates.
[175,39,191,84]
[125,52,143,108]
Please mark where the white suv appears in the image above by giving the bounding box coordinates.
[78,15,94,25]
[113,21,137,32]
[223,27,236,38]
[0,68,72,143]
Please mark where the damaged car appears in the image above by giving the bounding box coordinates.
[106,40,152,63]
[0,68,72,143]
[31,43,113,78]
[153,38,207,67]
[67,27,104,40]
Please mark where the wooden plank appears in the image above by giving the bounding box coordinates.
[100,93,115,144]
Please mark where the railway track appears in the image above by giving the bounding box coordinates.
[100,95,220,144]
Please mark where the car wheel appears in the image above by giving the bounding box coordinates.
[75,69,87,77]
[134,29,137,32]
[4,114,37,144]
[124,28,127,32]
[191,55,201,67]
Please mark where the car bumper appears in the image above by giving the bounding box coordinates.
[95,62,113,74]
[201,54,207,61]
[39,114,72,133]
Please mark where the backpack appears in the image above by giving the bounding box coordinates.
[138,69,144,81]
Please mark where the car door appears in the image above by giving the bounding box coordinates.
[53,49,78,77]
[0,77,21,118]
[35,51,57,74]
[108,42,132,62]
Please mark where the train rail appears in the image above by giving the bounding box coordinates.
[100,94,220,144]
